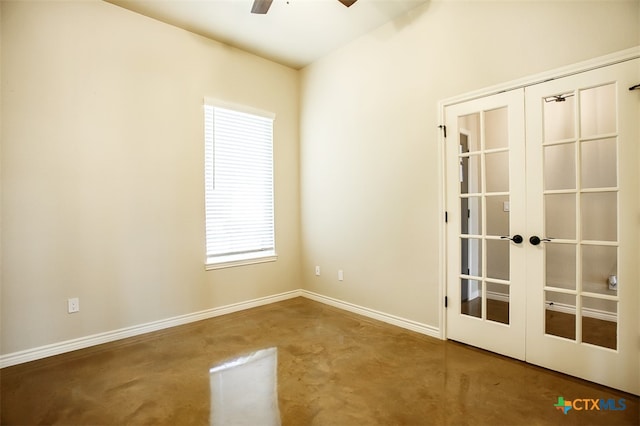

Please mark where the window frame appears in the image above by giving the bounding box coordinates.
[203,98,277,270]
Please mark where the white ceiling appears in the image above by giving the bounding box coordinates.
[105,0,429,69]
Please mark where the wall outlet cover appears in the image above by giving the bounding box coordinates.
[68,298,80,313]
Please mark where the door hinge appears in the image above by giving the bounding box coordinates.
[445,211,448,223]
[444,296,448,308]
[438,125,447,138]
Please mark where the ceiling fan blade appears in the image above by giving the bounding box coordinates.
[251,0,273,14]
[337,0,358,7]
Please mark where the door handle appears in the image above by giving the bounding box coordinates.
[501,234,523,244]
[529,236,552,245]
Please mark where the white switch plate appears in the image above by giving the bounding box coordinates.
[315,266,320,276]
[338,270,344,281]
[68,297,80,313]
[503,201,510,212]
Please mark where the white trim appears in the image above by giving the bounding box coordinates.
[205,253,278,270]
[437,101,446,340]
[487,290,510,303]
[301,290,441,339]
[437,92,448,341]
[0,289,443,368]
[546,302,617,323]
[0,290,301,369]
[440,46,640,108]
[203,97,276,120]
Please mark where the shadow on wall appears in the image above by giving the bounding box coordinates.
[372,0,432,36]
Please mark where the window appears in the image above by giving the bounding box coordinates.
[204,100,276,269]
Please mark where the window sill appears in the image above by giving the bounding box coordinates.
[205,252,277,270]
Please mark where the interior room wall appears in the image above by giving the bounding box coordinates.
[299,0,639,328]
[0,0,301,355]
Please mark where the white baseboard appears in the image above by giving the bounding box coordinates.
[1,289,442,368]
[301,290,441,339]
[546,301,617,323]
[484,292,617,323]
[487,290,509,303]
[0,289,302,369]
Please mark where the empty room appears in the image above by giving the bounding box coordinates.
[1,0,639,424]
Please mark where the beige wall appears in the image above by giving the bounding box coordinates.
[0,0,301,354]
[300,0,639,327]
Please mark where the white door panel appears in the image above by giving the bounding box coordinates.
[524,59,639,395]
[445,89,526,360]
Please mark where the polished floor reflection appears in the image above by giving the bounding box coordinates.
[1,297,637,425]
[210,347,280,426]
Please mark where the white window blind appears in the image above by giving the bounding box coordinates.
[204,102,276,267]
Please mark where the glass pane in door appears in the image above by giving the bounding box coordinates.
[544,94,575,142]
[545,291,576,341]
[581,245,617,296]
[545,193,576,239]
[460,155,482,194]
[461,279,482,319]
[581,296,617,350]
[486,239,509,281]
[459,113,481,152]
[581,138,617,188]
[544,143,576,190]
[580,84,616,137]
[581,192,617,241]
[485,107,508,149]
[461,197,482,235]
[461,237,482,277]
[485,151,509,192]
[545,244,576,290]
[487,282,509,325]
[485,195,509,236]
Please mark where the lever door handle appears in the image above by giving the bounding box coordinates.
[501,234,523,244]
[529,236,552,245]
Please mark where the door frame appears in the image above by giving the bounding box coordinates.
[437,46,640,342]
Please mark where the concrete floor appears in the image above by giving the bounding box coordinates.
[1,297,638,425]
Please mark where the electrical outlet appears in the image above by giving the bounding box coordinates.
[315,266,320,276]
[68,298,80,313]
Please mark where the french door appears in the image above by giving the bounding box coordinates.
[445,89,527,361]
[444,58,639,394]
